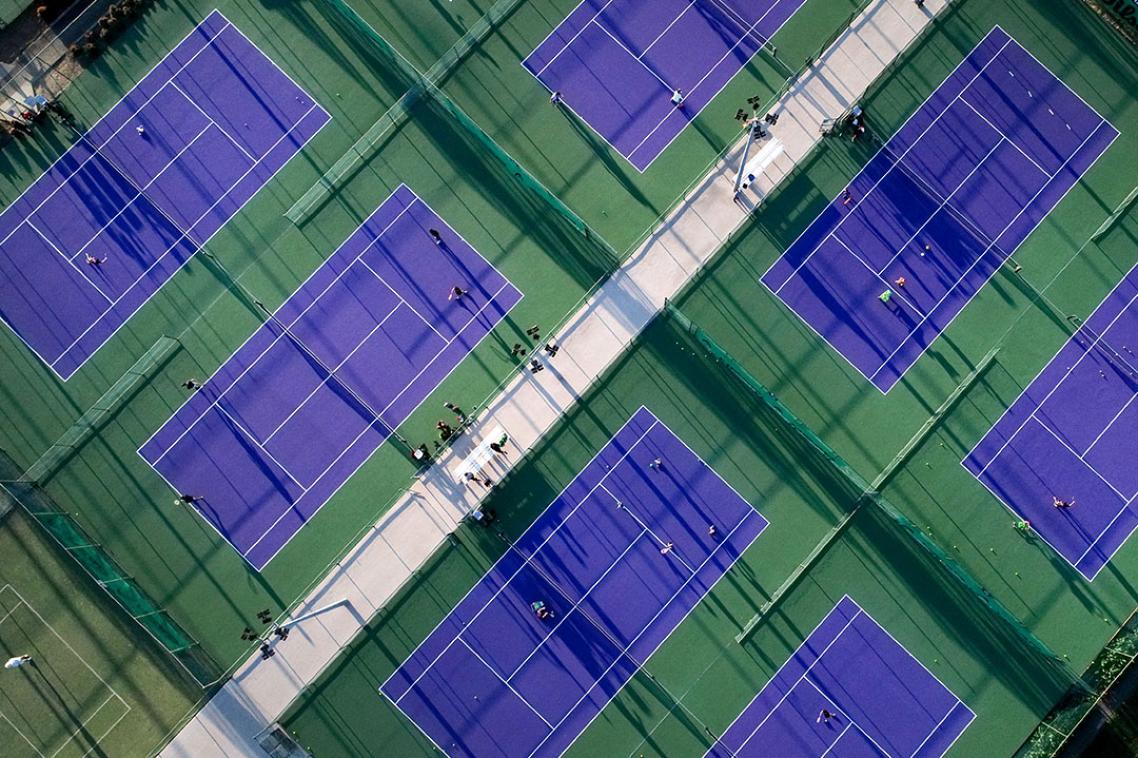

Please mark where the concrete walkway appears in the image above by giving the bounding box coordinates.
[161,0,949,753]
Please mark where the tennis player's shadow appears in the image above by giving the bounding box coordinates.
[556,107,654,210]
[24,662,108,757]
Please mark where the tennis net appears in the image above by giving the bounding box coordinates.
[485,521,727,751]
[875,136,1012,258]
[1068,315,1138,382]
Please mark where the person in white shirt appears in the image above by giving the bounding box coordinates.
[5,654,32,669]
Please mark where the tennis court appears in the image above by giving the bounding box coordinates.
[963,263,1138,580]
[380,406,767,757]
[522,0,808,172]
[711,596,973,758]
[0,10,329,380]
[138,184,522,570]
[761,26,1118,393]
[0,584,131,757]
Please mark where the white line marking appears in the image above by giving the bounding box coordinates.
[533,0,621,77]
[357,258,448,342]
[828,233,926,317]
[24,220,113,303]
[867,122,1108,382]
[973,288,1138,479]
[168,80,257,164]
[504,528,649,682]
[214,405,308,491]
[1082,392,1137,458]
[48,101,325,374]
[957,95,1052,178]
[391,419,661,702]
[455,637,554,729]
[528,513,756,758]
[261,297,402,445]
[770,43,1015,296]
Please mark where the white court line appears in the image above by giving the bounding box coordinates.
[24,220,113,304]
[970,288,1138,479]
[911,700,966,758]
[357,258,449,343]
[1083,393,1138,458]
[67,118,215,262]
[769,40,1014,296]
[522,0,795,173]
[957,95,1052,178]
[180,187,524,569]
[530,513,756,758]
[388,418,662,702]
[1076,491,1138,565]
[0,8,234,381]
[819,722,853,757]
[867,121,1108,383]
[0,8,329,380]
[828,234,926,317]
[589,20,670,89]
[455,637,554,729]
[625,0,785,165]
[0,585,131,757]
[168,80,258,164]
[261,296,403,445]
[600,481,698,574]
[0,19,232,252]
[142,198,419,466]
[0,710,43,757]
[733,611,863,753]
[503,528,650,683]
[214,405,309,491]
[713,595,974,758]
[637,0,703,60]
[869,136,1012,276]
[800,676,891,757]
[532,0,621,77]
[1033,416,1127,501]
[49,100,326,375]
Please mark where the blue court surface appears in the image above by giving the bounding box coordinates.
[710,596,974,758]
[0,10,329,380]
[964,264,1138,580]
[381,406,767,757]
[523,0,807,172]
[138,184,522,570]
[761,26,1117,393]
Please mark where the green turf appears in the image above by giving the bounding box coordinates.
[279,2,1138,755]
[0,0,617,673]
[279,313,1086,757]
[0,0,1135,753]
[345,0,870,255]
[0,507,199,758]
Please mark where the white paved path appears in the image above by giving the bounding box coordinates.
[162,0,949,753]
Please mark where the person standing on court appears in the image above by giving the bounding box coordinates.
[671,89,685,108]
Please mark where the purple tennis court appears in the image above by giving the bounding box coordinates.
[523,0,807,172]
[761,26,1117,393]
[964,264,1138,580]
[710,595,974,758]
[138,184,521,570]
[381,406,767,757]
[0,10,328,380]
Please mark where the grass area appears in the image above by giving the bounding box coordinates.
[0,507,199,758]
